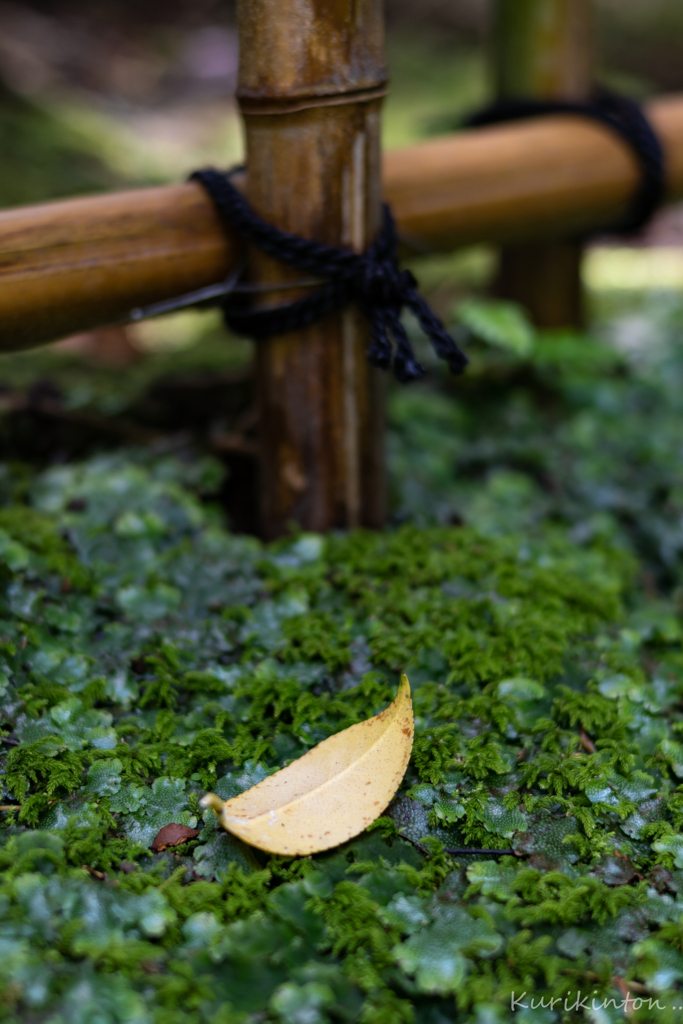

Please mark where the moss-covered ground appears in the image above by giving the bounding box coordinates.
[3,293,683,1022]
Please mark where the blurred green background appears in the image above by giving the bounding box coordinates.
[3,0,683,203]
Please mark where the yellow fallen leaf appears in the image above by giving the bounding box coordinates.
[201,674,414,856]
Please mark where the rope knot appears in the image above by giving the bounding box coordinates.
[354,259,416,312]
[191,169,468,383]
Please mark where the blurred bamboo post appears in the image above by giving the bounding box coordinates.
[492,0,593,328]
[237,0,386,538]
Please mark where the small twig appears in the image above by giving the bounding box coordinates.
[564,968,650,996]
[400,831,517,859]
[444,847,515,856]
[614,977,643,1018]
[84,865,105,881]
[210,432,259,456]
[231,405,259,435]
[613,978,649,996]
[0,805,21,811]
[0,393,160,444]
[210,404,259,456]
[580,729,597,754]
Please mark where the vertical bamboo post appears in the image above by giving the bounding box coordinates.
[237,0,386,538]
[493,0,593,328]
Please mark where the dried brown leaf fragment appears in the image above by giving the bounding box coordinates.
[150,823,201,851]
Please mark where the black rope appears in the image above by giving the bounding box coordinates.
[190,168,468,383]
[466,89,665,234]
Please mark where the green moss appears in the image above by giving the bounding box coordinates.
[0,505,93,591]
[0,451,682,1021]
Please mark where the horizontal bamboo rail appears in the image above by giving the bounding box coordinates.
[2,94,683,351]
